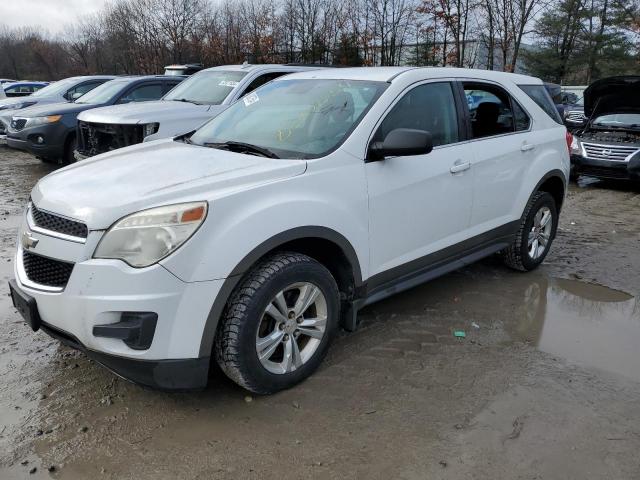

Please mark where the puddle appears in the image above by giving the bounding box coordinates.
[512,277,639,382]
[366,268,639,383]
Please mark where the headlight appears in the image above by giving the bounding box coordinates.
[570,136,581,155]
[94,202,208,267]
[143,122,160,138]
[0,101,36,111]
[23,115,62,128]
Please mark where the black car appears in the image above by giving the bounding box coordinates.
[570,76,640,181]
[6,76,184,164]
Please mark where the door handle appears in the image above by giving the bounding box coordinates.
[521,142,536,152]
[450,160,471,174]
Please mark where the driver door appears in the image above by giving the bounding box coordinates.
[365,81,475,281]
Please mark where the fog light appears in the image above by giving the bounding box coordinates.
[36,136,44,144]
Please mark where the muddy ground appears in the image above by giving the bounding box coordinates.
[1,148,639,479]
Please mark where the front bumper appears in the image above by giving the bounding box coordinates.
[571,154,640,180]
[12,211,224,390]
[10,279,210,390]
[7,123,67,158]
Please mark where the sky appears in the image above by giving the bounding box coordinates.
[0,0,111,35]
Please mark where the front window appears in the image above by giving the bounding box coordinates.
[75,80,128,104]
[164,70,248,105]
[189,79,388,159]
[31,78,79,98]
[592,113,640,129]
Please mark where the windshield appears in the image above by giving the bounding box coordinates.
[593,113,640,128]
[75,79,127,104]
[190,79,388,159]
[163,70,247,105]
[31,78,79,98]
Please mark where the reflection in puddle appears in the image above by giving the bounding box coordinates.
[516,278,639,382]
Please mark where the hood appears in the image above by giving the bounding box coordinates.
[584,76,640,118]
[78,100,221,124]
[31,139,307,229]
[0,95,64,110]
[15,101,99,118]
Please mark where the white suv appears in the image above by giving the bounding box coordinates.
[9,67,570,394]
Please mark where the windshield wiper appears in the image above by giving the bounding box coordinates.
[172,98,200,105]
[203,141,280,159]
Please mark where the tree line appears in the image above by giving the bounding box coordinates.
[0,0,638,85]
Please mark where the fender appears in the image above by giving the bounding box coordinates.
[526,169,567,213]
[198,226,363,357]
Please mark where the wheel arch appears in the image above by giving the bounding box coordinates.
[198,226,363,357]
[533,170,566,213]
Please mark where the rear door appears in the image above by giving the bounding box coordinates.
[365,81,475,280]
[461,81,532,232]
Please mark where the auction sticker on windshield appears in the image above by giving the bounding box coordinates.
[243,92,259,107]
[219,81,240,87]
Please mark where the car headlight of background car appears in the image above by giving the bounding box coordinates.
[23,115,62,128]
[143,122,160,138]
[0,101,36,111]
[570,136,582,155]
[93,202,208,267]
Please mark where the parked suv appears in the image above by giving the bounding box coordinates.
[7,76,184,164]
[0,76,115,145]
[9,67,569,394]
[570,76,640,181]
[75,64,323,160]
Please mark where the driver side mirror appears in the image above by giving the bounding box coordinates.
[368,128,433,162]
[70,92,83,101]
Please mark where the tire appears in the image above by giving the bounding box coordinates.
[63,134,77,165]
[215,252,340,394]
[503,191,558,271]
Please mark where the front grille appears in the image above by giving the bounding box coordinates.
[31,204,88,239]
[10,118,27,131]
[0,121,6,135]
[77,121,144,157]
[582,142,639,162]
[567,111,585,122]
[22,251,74,288]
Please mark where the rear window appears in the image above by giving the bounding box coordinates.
[518,85,563,124]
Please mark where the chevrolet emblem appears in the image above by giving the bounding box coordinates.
[21,231,39,250]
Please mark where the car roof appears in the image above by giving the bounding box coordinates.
[108,75,184,83]
[202,64,323,73]
[4,81,49,86]
[277,67,543,85]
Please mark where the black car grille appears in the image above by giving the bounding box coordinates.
[77,121,145,157]
[580,166,630,180]
[22,251,74,288]
[31,204,88,239]
[10,118,27,131]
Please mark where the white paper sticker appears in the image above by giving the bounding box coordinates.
[243,92,259,107]
[219,80,240,87]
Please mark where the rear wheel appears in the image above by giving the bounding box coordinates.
[503,191,558,271]
[215,252,340,394]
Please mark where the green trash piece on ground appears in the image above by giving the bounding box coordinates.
[453,330,466,338]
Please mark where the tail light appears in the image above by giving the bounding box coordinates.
[565,130,573,153]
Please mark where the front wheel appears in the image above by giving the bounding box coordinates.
[503,191,558,271]
[215,252,340,394]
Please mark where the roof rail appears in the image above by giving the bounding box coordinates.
[284,63,343,68]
